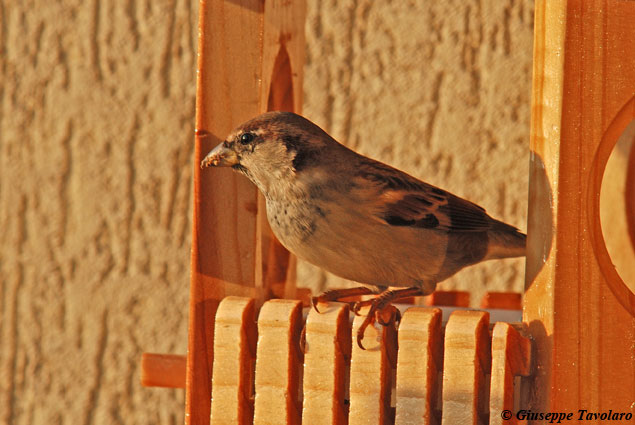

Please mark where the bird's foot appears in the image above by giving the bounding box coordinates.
[311,286,380,313]
[354,286,425,350]
[355,304,402,350]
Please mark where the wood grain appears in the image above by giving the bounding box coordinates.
[187,1,305,424]
[349,309,398,425]
[140,353,187,389]
[302,303,351,425]
[480,292,522,311]
[210,297,258,425]
[524,0,635,418]
[253,299,304,425]
[395,308,443,425]
[489,323,531,425]
[441,310,491,425]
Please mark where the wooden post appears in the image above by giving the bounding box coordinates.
[525,0,635,421]
[187,1,305,424]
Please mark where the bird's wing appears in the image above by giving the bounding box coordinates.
[356,160,492,233]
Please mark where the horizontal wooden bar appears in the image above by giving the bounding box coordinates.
[424,291,470,308]
[480,292,522,311]
[141,353,187,389]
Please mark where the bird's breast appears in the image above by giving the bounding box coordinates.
[265,198,324,247]
[265,195,450,288]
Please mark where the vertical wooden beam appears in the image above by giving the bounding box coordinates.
[525,0,635,419]
[258,0,306,302]
[187,1,305,424]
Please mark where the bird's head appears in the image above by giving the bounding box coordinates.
[201,111,336,196]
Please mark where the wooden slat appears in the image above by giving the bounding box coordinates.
[424,291,470,308]
[395,308,443,425]
[349,309,398,425]
[489,323,531,425]
[253,299,304,425]
[140,353,187,389]
[210,297,258,425]
[480,293,522,311]
[524,0,635,416]
[441,310,491,425]
[302,303,351,425]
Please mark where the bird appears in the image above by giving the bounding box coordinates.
[201,111,526,349]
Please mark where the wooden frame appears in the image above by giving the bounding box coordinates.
[524,0,635,415]
[186,1,305,423]
[140,1,635,424]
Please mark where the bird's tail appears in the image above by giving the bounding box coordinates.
[485,219,527,260]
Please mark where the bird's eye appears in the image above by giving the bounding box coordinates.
[240,132,255,144]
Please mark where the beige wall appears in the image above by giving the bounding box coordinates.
[0,1,533,423]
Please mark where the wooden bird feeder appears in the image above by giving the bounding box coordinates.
[141,0,635,424]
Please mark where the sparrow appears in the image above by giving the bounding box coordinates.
[201,111,526,348]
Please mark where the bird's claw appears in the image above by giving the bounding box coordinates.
[311,296,323,314]
[376,305,401,326]
[299,323,307,354]
[356,305,402,350]
[356,313,375,350]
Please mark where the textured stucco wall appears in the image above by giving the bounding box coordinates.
[0,1,533,424]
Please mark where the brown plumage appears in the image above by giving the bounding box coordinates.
[201,111,526,348]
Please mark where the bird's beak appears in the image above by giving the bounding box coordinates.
[200,143,239,168]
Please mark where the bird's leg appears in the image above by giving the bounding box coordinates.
[311,286,383,313]
[355,286,425,350]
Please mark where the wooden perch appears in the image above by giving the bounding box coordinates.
[140,353,187,389]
